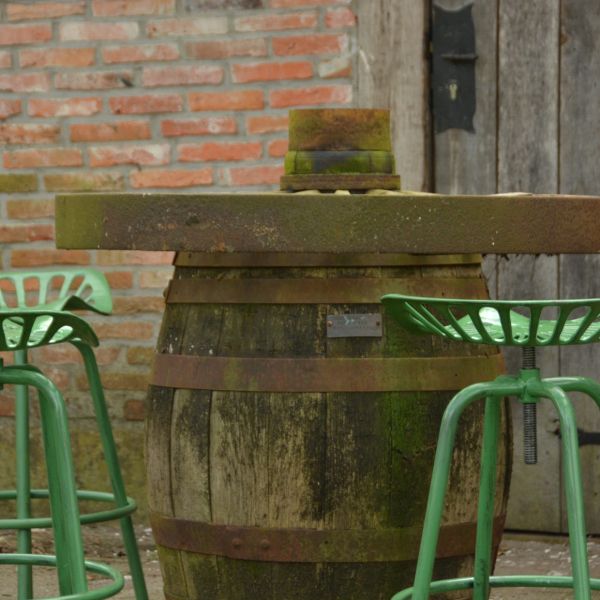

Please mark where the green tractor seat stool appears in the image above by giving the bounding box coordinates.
[0,310,124,598]
[0,269,147,600]
[380,295,600,600]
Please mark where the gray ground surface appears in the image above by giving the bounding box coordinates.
[0,527,598,598]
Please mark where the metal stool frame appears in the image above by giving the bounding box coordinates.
[381,295,600,600]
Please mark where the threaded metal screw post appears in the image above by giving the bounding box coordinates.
[522,346,537,465]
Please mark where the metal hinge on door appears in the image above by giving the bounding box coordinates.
[431,3,477,133]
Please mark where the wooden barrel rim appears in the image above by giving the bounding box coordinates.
[165,276,488,304]
[172,252,483,268]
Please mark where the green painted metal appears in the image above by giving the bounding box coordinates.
[14,349,32,600]
[0,554,123,600]
[382,294,600,600]
[0,268,112,314]
[0,269,148,599]
[391,575,600,599]
[0,365,88,596]
[381,295,600,346]
[473,397,500,600]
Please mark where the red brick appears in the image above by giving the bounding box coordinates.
[246,114,288,134]
[29,97,101,117]
[114,297,165,314]
[0,24,52,45]
[232,61,312,83]
[110,94,182,114]
[11,250,91,267]
[38,345,120,366]
[271,0,350,6]
[229,165,284,186]
[93,0,175,16]
[103,43,179,63]
[97,250,173,265]
[124,399,146,420]
[70,121,151,142]
[60,22,138,41]
[0,225,53,243]
[7,199,54,219]
[189,90,263,112]
[130,168,212,188]
[89,143,170,167]
[0,72,50,92]
[7,2,85,20]
[325,7,356,28]
[55,70,134,90]
[147,17,227,37]
[0,99,22,120]
[234,12,317,31]
[0,396,15,417]
[142,65,223,87]
[105,271,133,289]
[92,322,155,340]
[318,55,352,79]
[161,116,236,137]
[268,138,288,158]
[270,84,352,107]
[139,270,171,288]
[4,147,83,169]
[86,372,150,391]
[126,346,155,365]
[20,47,95,68]
[44,172,125,192]
[185,38,267,60]
[272,33,347,55]
[179,141,262,162]
[0,52,12,68]
[0,124,60,144]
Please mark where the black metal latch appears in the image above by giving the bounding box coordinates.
[432,3,477,133]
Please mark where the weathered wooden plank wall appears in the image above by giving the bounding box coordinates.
[356,0,431,192]
[494,0,561,532]
[358,0,600,533]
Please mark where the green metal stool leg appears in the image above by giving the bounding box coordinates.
[1,366,88,596]
[535,383,591,600]
[473,396,501,600]
[14,349,32,600]
[411,379,521,600]
[74,342,148,600]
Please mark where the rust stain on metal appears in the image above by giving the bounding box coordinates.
[151,354,504,392]
[165,277,488,304]
[150,512,504,563]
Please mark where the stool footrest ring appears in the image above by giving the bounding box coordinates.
[0,553,123,599]
[392,575,600,599]
[0,489,136,529]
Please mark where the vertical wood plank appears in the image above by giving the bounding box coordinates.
[496,0,561,532]
[432,0,499,297]
[356,0,431,191]
[559,0,600,534]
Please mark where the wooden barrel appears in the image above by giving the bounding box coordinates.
[146,109,510,599]
[146,252,510,600]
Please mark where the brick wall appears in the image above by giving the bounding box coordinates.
[0,0,356,516]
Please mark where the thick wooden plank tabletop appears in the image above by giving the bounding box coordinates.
[55,192,600,254]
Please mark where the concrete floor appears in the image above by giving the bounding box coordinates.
[0,527,599,598]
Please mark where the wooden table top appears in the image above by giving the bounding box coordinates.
[54,191,600,254]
